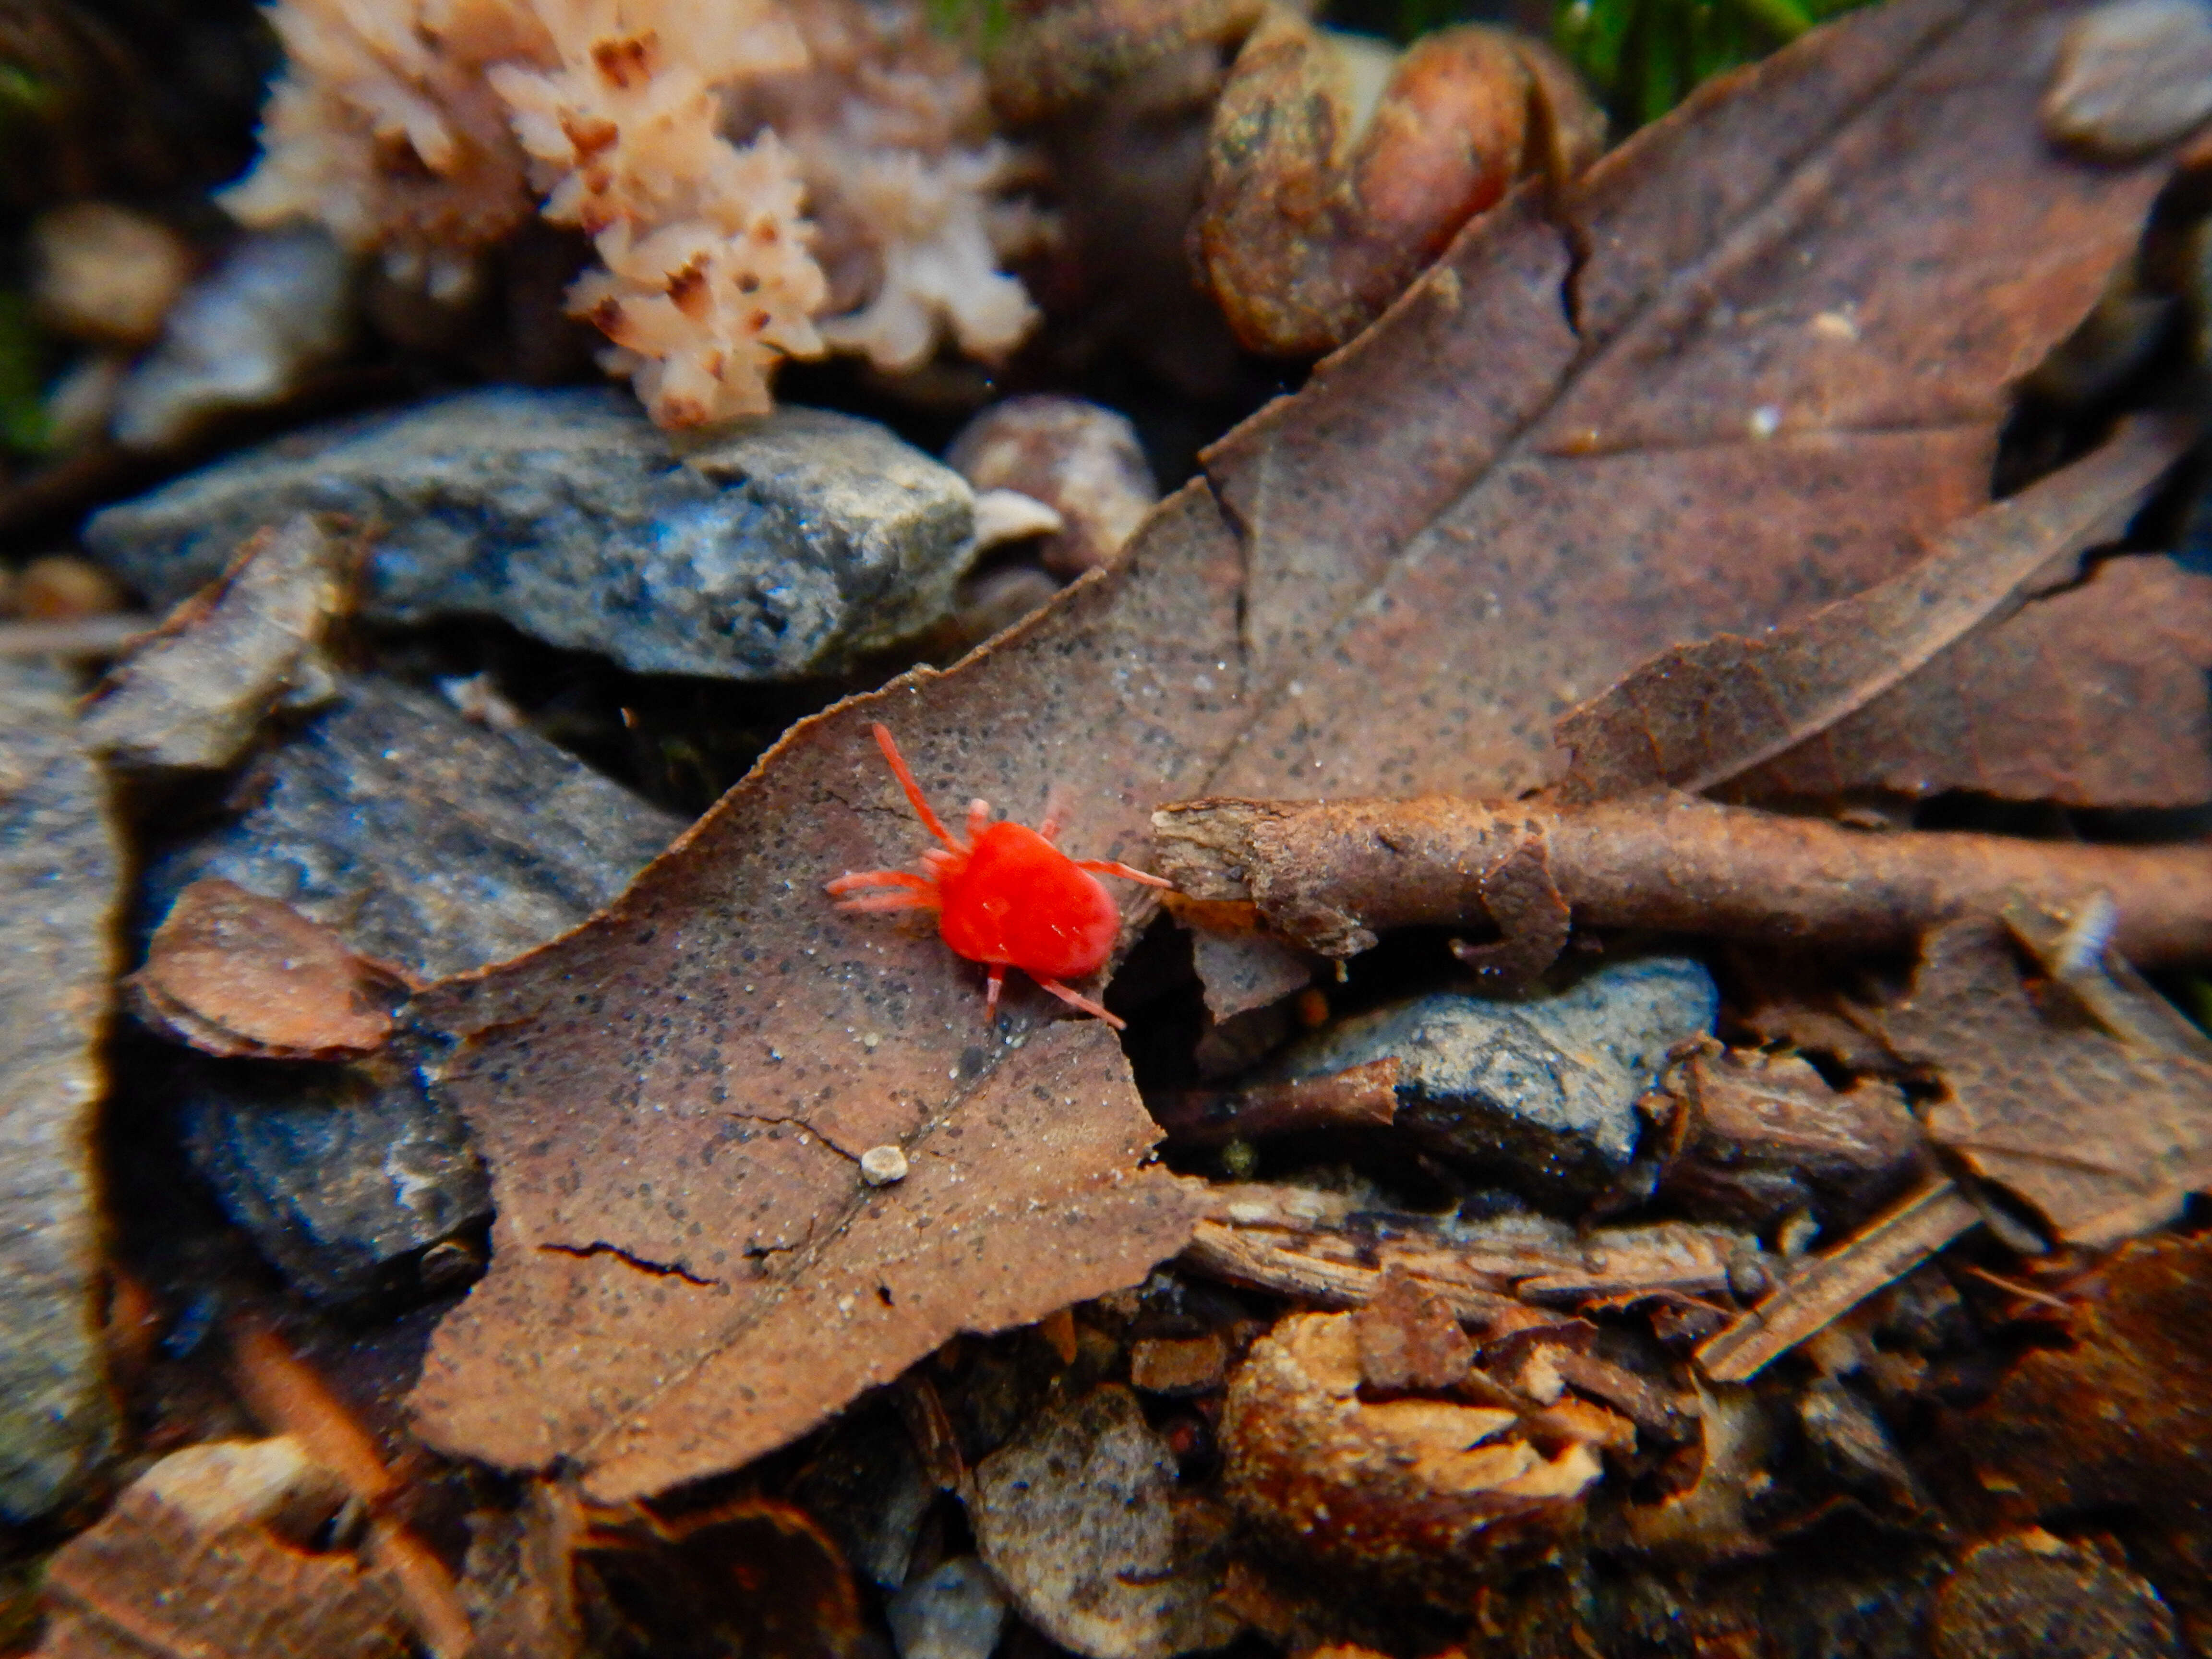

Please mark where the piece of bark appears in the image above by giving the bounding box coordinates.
[1221,1312,1599,1588]
[1696,1180,1982,1383]
[413,1019,1207,1501]
[1553,420,2200,806]
[1152,793,2212,967]
[37,1438,410,1659]
[0,666,120,1521]
[971,1386,1240,1659]
[129,878,397,1060]
[1154,1059,1400,1146]
[1130,1333,1231,1395]
[1655,1041,1926,1227]
[1875,919,2212,1248]
[1352,1268,1474,1392]
[1190,928,1312,1024]
[81,515,347,772]
[406,0,2176,1501]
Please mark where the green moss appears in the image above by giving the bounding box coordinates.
[0,293,52,457]
[1554,0,1875,132]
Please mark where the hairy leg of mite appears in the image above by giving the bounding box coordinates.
[1076,860,1173,888]
[827,869,934,896]
[966,798,992,842]
[1036,976,1126,1030]
[869,723,962,849]
[834,890,938,914]
[985,963,1006,1023]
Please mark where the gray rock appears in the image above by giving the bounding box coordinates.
[1274,957,1718,1200]
[0,666,121,1519]
[147,674,679,1303]
[889,1558,1008,1659]
[145,674,684,983]
[175,1046,491,1307]
[110,227,356,451]
[87,387,980,680]
[971,1385,1239,1659]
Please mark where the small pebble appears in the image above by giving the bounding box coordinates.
[2044,0,2212,159]
[861,1145,910,1186]
[949,396,1158,577]
[33,203,193,348]
[17,555,125,621]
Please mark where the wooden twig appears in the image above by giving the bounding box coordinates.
[1693,1180,1982,1382]
[1153,1058,1400,1145]
[1152,793,2212,968]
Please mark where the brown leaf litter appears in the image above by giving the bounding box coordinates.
[36,1437,412,1659]
[128,878,405,1061]
[1550,416,2203,806]
[407,0,2190,1500]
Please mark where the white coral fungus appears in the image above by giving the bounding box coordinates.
[225,0,1041,423]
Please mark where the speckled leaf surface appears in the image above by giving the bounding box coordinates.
[409,0,2182,1498]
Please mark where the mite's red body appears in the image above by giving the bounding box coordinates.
[826,723,1168,1028]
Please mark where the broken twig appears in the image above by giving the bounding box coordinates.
[1152,793,2212,968]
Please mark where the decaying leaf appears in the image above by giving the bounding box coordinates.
[36,1437,410,1659]
[410,0,2181,1498]
[1960,1231,2212,1524]
[82,515,348,773]
[413,1019,1205,1499]
[1221,1311,1601,1587]
[1553,420,2202,806]
[128,878,400,1060]
[970,1385,1240,1659]
[1877,919,2212,1247]
[577,1499,865,1659]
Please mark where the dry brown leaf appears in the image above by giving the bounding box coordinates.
[1877,919,2212,1247]
[1553,421,2200,805]
[1960,1231,2212,1523]
[409,0,2177,1499]
[414,1018,1203,1498]
[128,878,398,1060]
[37,1438,409,1659]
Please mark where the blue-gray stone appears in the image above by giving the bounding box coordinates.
[888,1558,1008,1659]
[1274,957,1719,1200]
[86,387,979,680]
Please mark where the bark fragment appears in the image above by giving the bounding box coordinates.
[36,1438,410,1659]
[82,515,347,772]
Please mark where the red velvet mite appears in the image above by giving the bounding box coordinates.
[827,722,1170,1029]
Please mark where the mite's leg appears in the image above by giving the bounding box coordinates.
[869,723,962,849]
[967,798,993,842]
[985,963,1007,1024]
[1075,859,1173,889]
[828,870,938,913]
[1034,976,1127,1031]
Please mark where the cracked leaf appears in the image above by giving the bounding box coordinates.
[409,0,2179,1499]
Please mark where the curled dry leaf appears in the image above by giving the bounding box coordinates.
[36,1438,410,1659]
[1196,12,1602,357]
[408,0,2180,1500]
[129,878,400,1061]
[1221,1311,1600,1586]
[1875,919,2212,1248]
[1552,419,2205,807]
[82,515,349,774]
